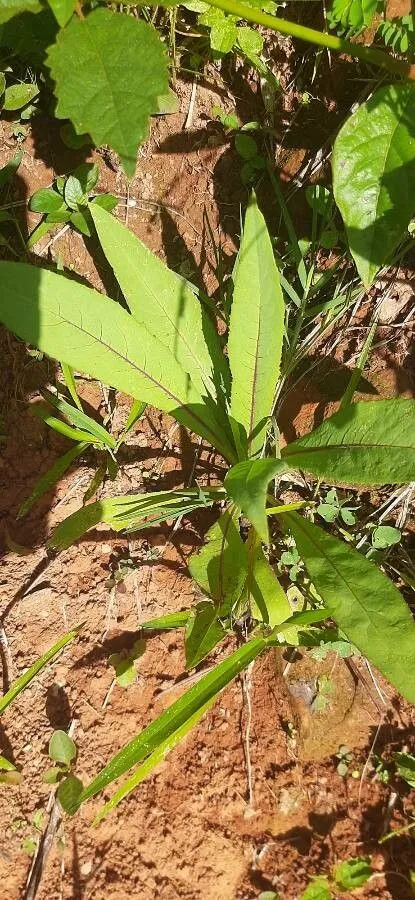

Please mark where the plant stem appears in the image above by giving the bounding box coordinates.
[205,0,415,79]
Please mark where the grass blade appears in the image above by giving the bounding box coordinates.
[18,442,87,518]
[61,363,83,411]
[0,624,83,715]
[43,387,116,449]
[80,635,268,805]
[93,698,215,824]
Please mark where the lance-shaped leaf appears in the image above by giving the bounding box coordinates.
[281,400,415,486]
[224,458,287,542]
[248,546,291,627]
[47,9,168,177]
[185,601,226,668]
[93,696,215,823]
[333,83,415,286]
[228,193,284,456]
[49,489,219,550]
[47,0,76,27]
[285,512,415,703]
[0,263,235,461]
[42,387,116,449]
[90,205,229,403]
[79,635,269,807]
[188,508,248,613]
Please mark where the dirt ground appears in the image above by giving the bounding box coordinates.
[1,54,415,900]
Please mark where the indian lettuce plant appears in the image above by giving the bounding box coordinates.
[0,196,415,820]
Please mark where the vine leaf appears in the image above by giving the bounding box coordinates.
[46,8,168,176]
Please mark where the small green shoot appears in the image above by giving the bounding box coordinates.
[45,730,83,813]
[317,488,357,526]
[27,163,117,249]
[109,640,146,688]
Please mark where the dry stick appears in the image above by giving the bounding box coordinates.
[24,720,77,900]
[185,80,198,130]
[241,660,255,807]
[0,625,13,690]
[358,718,384,805]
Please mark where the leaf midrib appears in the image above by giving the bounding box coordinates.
[119,239,215,396]
[289,514,411,655]
[283,441,414,457]
[26,294,226,455]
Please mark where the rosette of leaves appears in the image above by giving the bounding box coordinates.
[0,195,415,823]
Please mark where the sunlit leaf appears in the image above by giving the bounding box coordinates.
[282,400,415,486]
[285,512,415,702]
[224,458,286,542]
[333,83,415,285]
[228,193,284,456]
[47,8,168,176]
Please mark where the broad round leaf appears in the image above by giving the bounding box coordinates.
[49,730,77,765]
[333,83,415,286]
[46,9,168,177]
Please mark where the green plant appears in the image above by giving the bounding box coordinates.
[109,639,146,688]
[44,729,83,812]
[0,625,82,779]
[0,197,415,822]
[317,488,357,526]
[18,374,146,519]
[27,162,117,249]
[300,856,372,898]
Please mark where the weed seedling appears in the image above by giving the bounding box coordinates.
[45,730,83,814]
[27,163,117,249]
[300,856,372,898]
